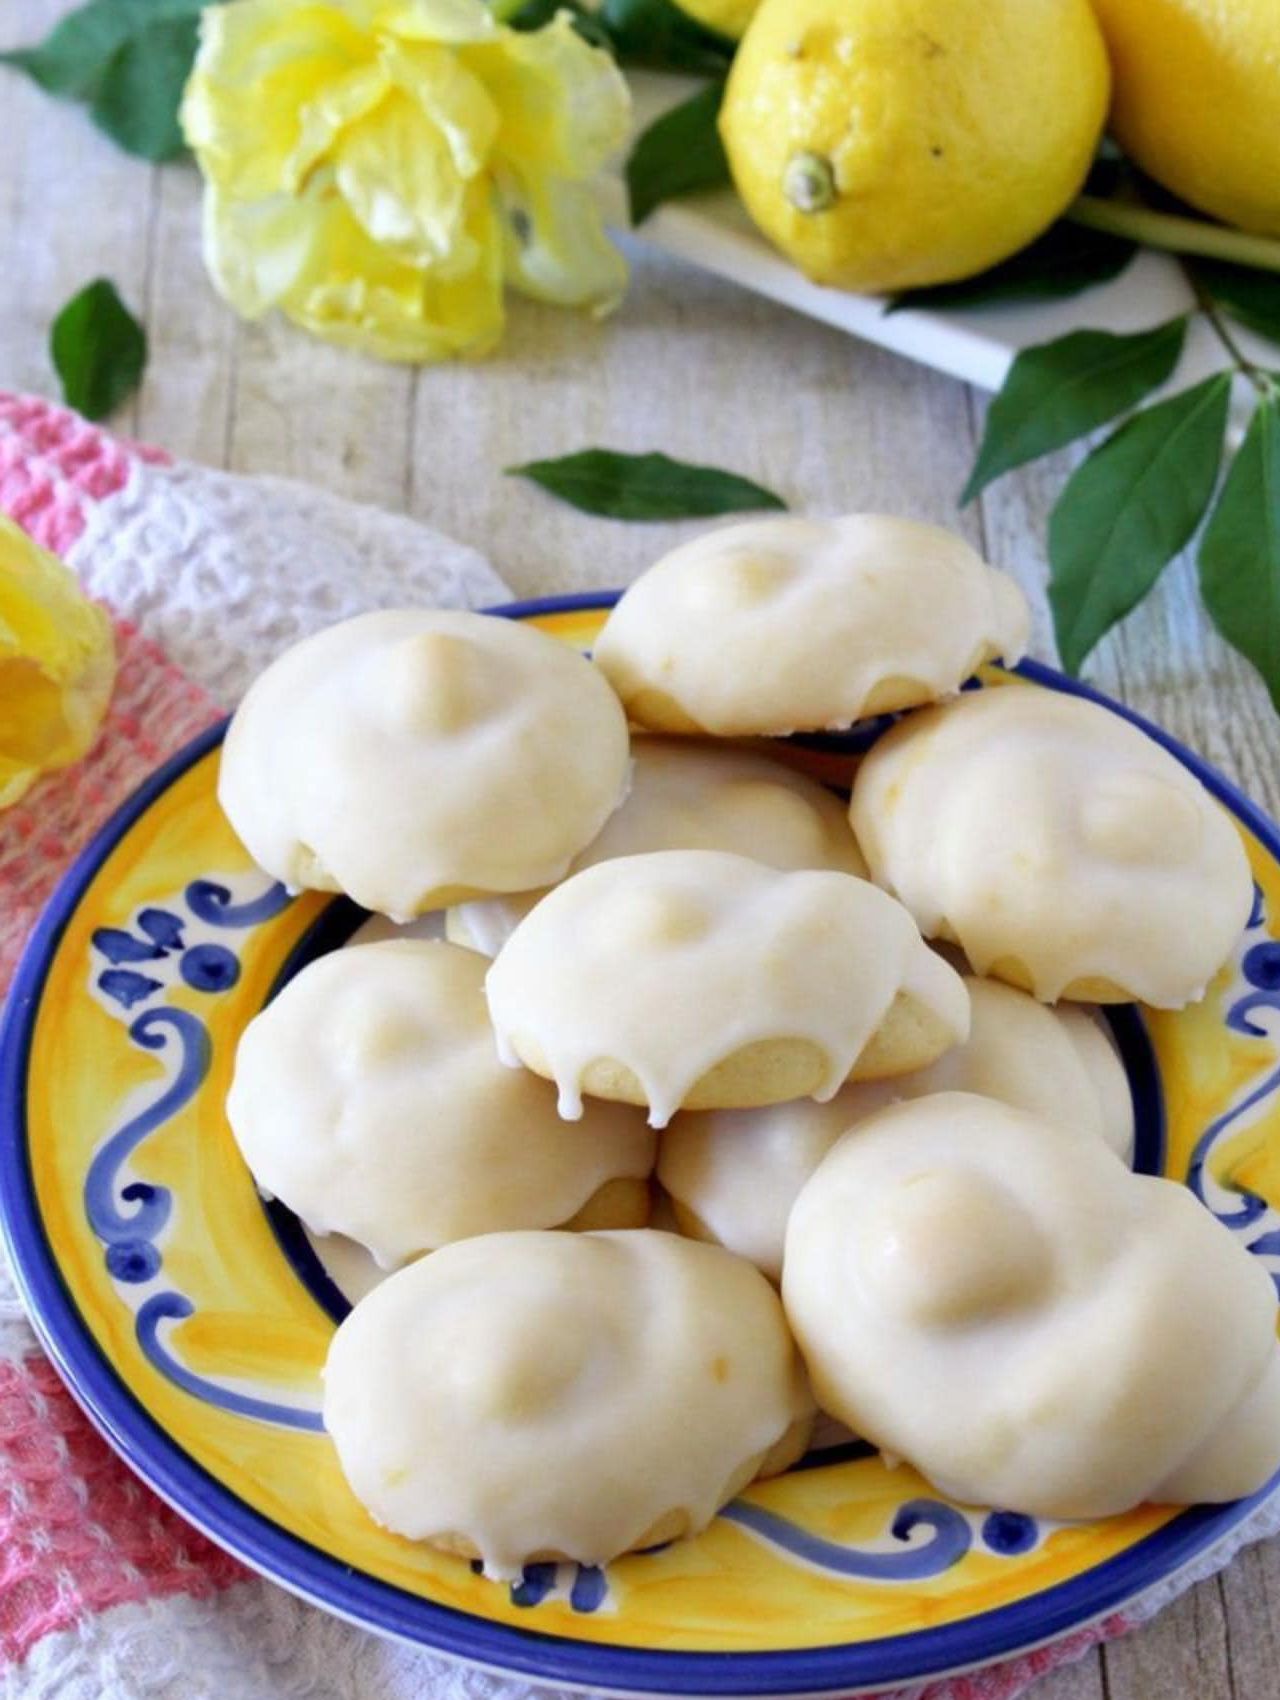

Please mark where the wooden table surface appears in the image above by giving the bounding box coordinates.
[4,2,1280,1695]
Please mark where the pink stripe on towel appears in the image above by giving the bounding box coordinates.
[0,1354,245,1665]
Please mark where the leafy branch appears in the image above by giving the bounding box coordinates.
[682,133,1278,713]
[963,240,1280,707]
[1186,272,1278,401]
[507,0,734,72]
[0,0,219,160]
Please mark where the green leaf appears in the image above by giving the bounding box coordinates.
[1,0,164,95]
[504,0,614,50]
[889,218,1137,315]
[50,278,147,422]
[1191,258,1280,349]
[91,12,202,159]
[507,450,786,520]
[0,0,210,160]
[962,318,1188,504]
[599,0,734,74]
[1048,374,1232,673]
[1199,394,1280,709]
[627,82,729,226]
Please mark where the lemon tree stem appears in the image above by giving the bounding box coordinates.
[1180,266,1279,400]
[1067,195,1280,275]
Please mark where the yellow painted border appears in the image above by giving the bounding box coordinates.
[21,619,1280,1654]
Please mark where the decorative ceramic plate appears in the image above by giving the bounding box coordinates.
[2,593,1280,1699]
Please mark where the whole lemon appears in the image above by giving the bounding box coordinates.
[671,0,759,39]
[1090,0,1280,237]
[719,0,1110,294]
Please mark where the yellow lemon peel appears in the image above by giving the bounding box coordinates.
[0,515,116,811]
[1091,0,1280,240]
[720,0,1109,295]
[181,0,631,361]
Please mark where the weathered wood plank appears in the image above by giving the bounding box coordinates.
[224,316,415,507]
[1219,1533,1280,1697]
[406,249,983,597]
[1103,1577,1234,1700]
[0,0,156,423]
[134,161,238,467]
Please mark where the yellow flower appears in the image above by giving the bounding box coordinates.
[0,515,116,810]
[181,0,631,361]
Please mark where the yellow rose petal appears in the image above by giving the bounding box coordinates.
[334,87,482,272]
[283,189,506,359]
[384,38,497,177]
[496,166,627,309]
[183,3,371,200]
[182,0,628,362]
[0,515,116,811]
[202,188,323,318]
[285,60,390,194]
[377,0,497,48]
[464,15,630,180]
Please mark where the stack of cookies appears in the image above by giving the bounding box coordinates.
[217,514,1280,1580]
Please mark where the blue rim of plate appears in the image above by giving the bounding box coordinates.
[1,590,1277,1698]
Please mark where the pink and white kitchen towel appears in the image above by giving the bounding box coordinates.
[0,389,1275,1700]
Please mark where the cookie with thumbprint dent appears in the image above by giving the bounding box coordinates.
[850,684,1254,1005]
[484,850,969,1129]
[218,609,630,920]
[592,514,1028,736]
[659,976,1134,1281]
[323,1229,814,1578]
[227,940,655,1270]
[782,1092,1280,1519]
[448,735,866,957]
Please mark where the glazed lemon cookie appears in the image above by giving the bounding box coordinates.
[851,685,1254,1005]
[219,609,629,919]
[227,941,655,1269]
[659,977,1134,1279]
[485,850,969,1128]
[661,1096,859,1284]
[323,1229,814,1577]
[592,515,1029,735]
[450,736,866,956]
[783,1093,1280,1518]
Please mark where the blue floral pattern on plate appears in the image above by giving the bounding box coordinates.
[85,876,322,1430]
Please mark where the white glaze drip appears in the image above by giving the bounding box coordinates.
[485,851,969,1129]
[658,975,1134,1280]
